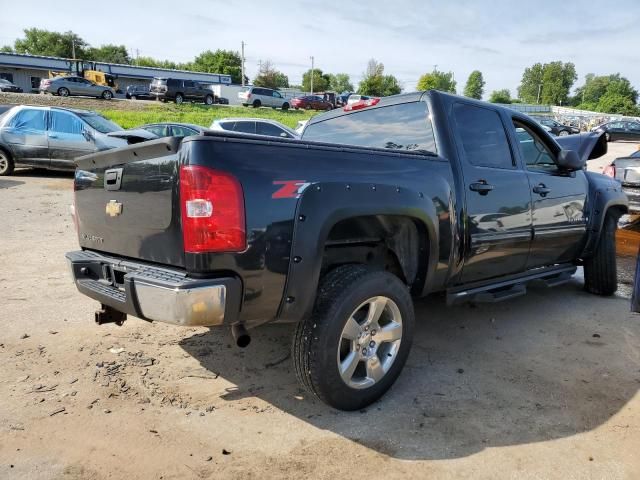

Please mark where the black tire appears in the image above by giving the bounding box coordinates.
[204,94,214,105]
[101,90,113,100]
[175,93,184,105]
[584,213,618,296]
[293,265,414,410]
[282,102,289,111]
[0,148,14,176]
[252,100,261,108]
[57,87,70,97]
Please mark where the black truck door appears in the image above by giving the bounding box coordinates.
[452,102,533,283]
[510,118,588,268]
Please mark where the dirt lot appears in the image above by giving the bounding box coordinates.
[1,142,639,480]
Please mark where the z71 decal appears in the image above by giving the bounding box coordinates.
[272,180,311,199]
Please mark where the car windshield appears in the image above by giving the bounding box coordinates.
[0,79,10,85]
[79,113,121,133]
[631,150,640,158]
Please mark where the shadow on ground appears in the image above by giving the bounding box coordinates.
[180,277,639,460]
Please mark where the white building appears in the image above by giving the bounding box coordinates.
[0,52,232,93]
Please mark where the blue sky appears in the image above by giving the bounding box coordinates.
[0,0,638,98]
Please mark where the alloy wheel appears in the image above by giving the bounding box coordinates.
[337,296,403,389]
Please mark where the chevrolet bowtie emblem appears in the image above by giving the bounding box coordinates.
[106,200,123,217]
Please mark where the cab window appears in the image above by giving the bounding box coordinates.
[513,120,557,171]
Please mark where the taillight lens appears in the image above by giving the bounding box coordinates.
[603,164,616,178]
[180,165,246,253]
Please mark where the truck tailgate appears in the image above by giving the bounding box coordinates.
[74,137,185,267]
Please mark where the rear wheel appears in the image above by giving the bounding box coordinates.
[101,90,113,100]
[57,87,70,97]
[584,213,618,296]
[204,94,214,105]
[0,149,14,176]
[293,265,414,410]
[558,130,569,136]
[252,100,261,108]
[175,93,184,105]
[282,102,289,111]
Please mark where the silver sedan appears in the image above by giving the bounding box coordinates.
[40,76,115,100]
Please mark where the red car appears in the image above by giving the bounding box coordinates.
[291,95,333,110]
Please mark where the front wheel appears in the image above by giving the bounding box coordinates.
[101,90,113,100]
[293,265,414,410]
[282,102,289,111]
[175,93,184,105]
[558,130,569,136]
[204,94,214,105]
[584,213,618,295]
[0,150,14,176]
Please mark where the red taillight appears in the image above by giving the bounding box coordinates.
[344,97,380,111]
[603,164,616,178]
[179,165,246,253]
[246,93,251,99]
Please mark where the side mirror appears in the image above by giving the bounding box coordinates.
[557,149,584,171]
[82,129,94,142]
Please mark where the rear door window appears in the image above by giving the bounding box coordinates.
[257,122,288,137]
[233,121,256,134]
[171,125,198,137]
[453,103,514,168]
[10,108,47,131]
[302,101,436,153]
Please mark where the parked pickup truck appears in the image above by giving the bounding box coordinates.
[66,91,627,410]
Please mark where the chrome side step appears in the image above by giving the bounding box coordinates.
[446,264,577,305]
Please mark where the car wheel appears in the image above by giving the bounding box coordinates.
[558,130,569,136]
[292,265,414,410]
[125,94,131,99]
[252,100,261,108]
[0,149,14,176]
[282,102,289,111]
[605,132,611,142]
[175,93,184,105]
[101,90,113,100]
[204,94,214,105]
[584,213,618,296]
[57,87,70,97]
[131,95,137,100]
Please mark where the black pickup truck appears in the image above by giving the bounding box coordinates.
[66,91,627,410]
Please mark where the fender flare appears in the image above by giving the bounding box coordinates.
[581,172,629,257]
[276,182,439,322]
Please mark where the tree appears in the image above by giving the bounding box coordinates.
[86,44,130,64]
[252,60,289,89]
[517,63,544,103]
[328,73,354,93]
[596,92,639,116]
[357,59,401,96]
[517,61,577,104]
[463,70,485,99]
[489,89,512,103]
[540,61,576,105]
[0,45,13,53]
[13,28,87,58]
[302,68,330,93]
[417,69,456,93]
[190,49,245,84]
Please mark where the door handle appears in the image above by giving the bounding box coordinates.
[533,183,551,196]
[469,180,494,195]
[49,133,58,139]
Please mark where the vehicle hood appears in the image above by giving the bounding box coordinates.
[106,129,159,145]
[555,131,607,161]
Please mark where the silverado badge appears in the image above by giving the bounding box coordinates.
[106,200,123,217]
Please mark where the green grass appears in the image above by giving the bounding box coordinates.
[98,103,316,130]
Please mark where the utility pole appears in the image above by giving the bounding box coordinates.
[135,48,140,66]
[72,38,76,59]
[241,41,246,86]
[310,56,314,95]
[536,82,543,104]
[433,64,438,72]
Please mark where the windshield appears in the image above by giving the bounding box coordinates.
[79,113,121,133]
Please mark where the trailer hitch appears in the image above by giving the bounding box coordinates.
[95,304,127,326]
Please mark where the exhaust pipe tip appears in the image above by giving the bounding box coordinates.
[231,324,251,348]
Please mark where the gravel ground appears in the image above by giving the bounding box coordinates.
[0,92,152,111]
[0,142,639,480]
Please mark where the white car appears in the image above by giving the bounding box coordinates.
[238,87,291,110]
[210,118,299,139]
